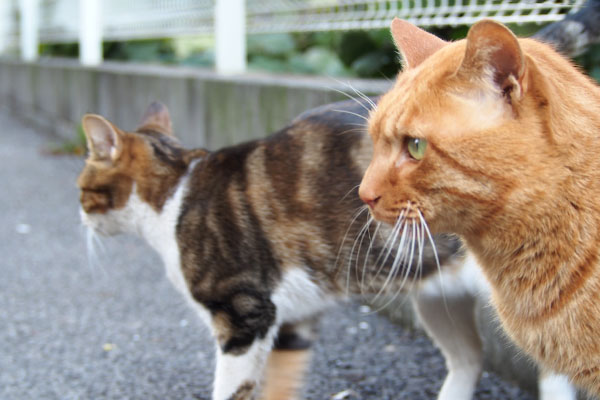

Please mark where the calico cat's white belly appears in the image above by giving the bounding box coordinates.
[272,268,339,325]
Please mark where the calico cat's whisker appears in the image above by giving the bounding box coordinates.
[85,228,108,276]
[331,109,370,123]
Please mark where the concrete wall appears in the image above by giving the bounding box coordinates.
[0,58,390,149]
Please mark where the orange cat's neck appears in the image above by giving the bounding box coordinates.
[465,196,600,322]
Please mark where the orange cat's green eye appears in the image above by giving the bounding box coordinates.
[407,137,427,160]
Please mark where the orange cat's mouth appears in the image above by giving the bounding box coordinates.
[369,202,422,226]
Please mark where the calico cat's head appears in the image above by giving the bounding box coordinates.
[359,19,587,239]
[78,102,192,235]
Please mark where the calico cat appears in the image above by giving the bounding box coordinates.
[360,18,600,396]
[77,99,462,399]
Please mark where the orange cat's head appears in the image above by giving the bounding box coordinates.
[359,19,600,241]
[77,102,192,235]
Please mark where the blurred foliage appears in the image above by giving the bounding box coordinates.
[103,39,177,63]
[38,22,599,81]
[48,123,87,156]
[246,30,400,79]
[40,42,78,57]
[40,38,179,64]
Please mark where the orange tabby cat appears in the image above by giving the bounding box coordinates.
[359,18,600,395]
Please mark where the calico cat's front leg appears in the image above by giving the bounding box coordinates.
[205,293,280,400]
[212,327,277,400]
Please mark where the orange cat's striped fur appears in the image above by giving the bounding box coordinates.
[360,19,600,395]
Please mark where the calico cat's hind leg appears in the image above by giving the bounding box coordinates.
[262,321,316,400]
[412,287,483,400]
[411,256,485,400]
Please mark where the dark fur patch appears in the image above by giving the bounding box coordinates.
[226,381,256,400]
[274,331,312,351]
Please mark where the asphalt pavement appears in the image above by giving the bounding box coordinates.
[0,109,535,399]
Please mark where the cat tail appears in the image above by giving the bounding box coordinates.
[262,348,312,400]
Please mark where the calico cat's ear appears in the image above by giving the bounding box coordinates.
[137,101,173,136]
[81,114,123,162]
[459,19,525,101]
[390,18,447,69]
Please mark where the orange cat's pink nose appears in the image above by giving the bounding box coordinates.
[360,193,381,209]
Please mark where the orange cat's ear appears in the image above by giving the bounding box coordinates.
[390,18,447,69]
[137,101,173,136]
[81,114,123,162]
[459,20,525,100]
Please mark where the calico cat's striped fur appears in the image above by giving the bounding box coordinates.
[78,99,463,399]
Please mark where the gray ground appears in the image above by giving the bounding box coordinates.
[0,109,535,400]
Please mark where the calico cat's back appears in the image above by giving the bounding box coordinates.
[177,99,373,297]
[177,99,460,303]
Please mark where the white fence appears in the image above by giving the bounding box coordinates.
[1,0,585,72]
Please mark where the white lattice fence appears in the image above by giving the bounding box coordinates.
[103,0,214,41]
[28,0,587,44]
[246,0,586,33]
[1,0,586,69]
[35,0,214,44]
[0,1,19,52]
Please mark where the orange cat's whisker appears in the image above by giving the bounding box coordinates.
[328,85,374,115]
[332,109,370,123]
[347,83,378,112]
[370,210,405,286]
[339,206,370,295]
[373,214,410,301]
[340,184,361,203]
[371,219,415,311]
[361,220,381,292]
[416,221,426,282]
[351,216,373,295]
[417,210,449,313]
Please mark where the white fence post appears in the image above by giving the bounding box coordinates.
[215,0,246,74]
[0,1,10,54]
[79,0,102,66]
[19,0,39,61]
